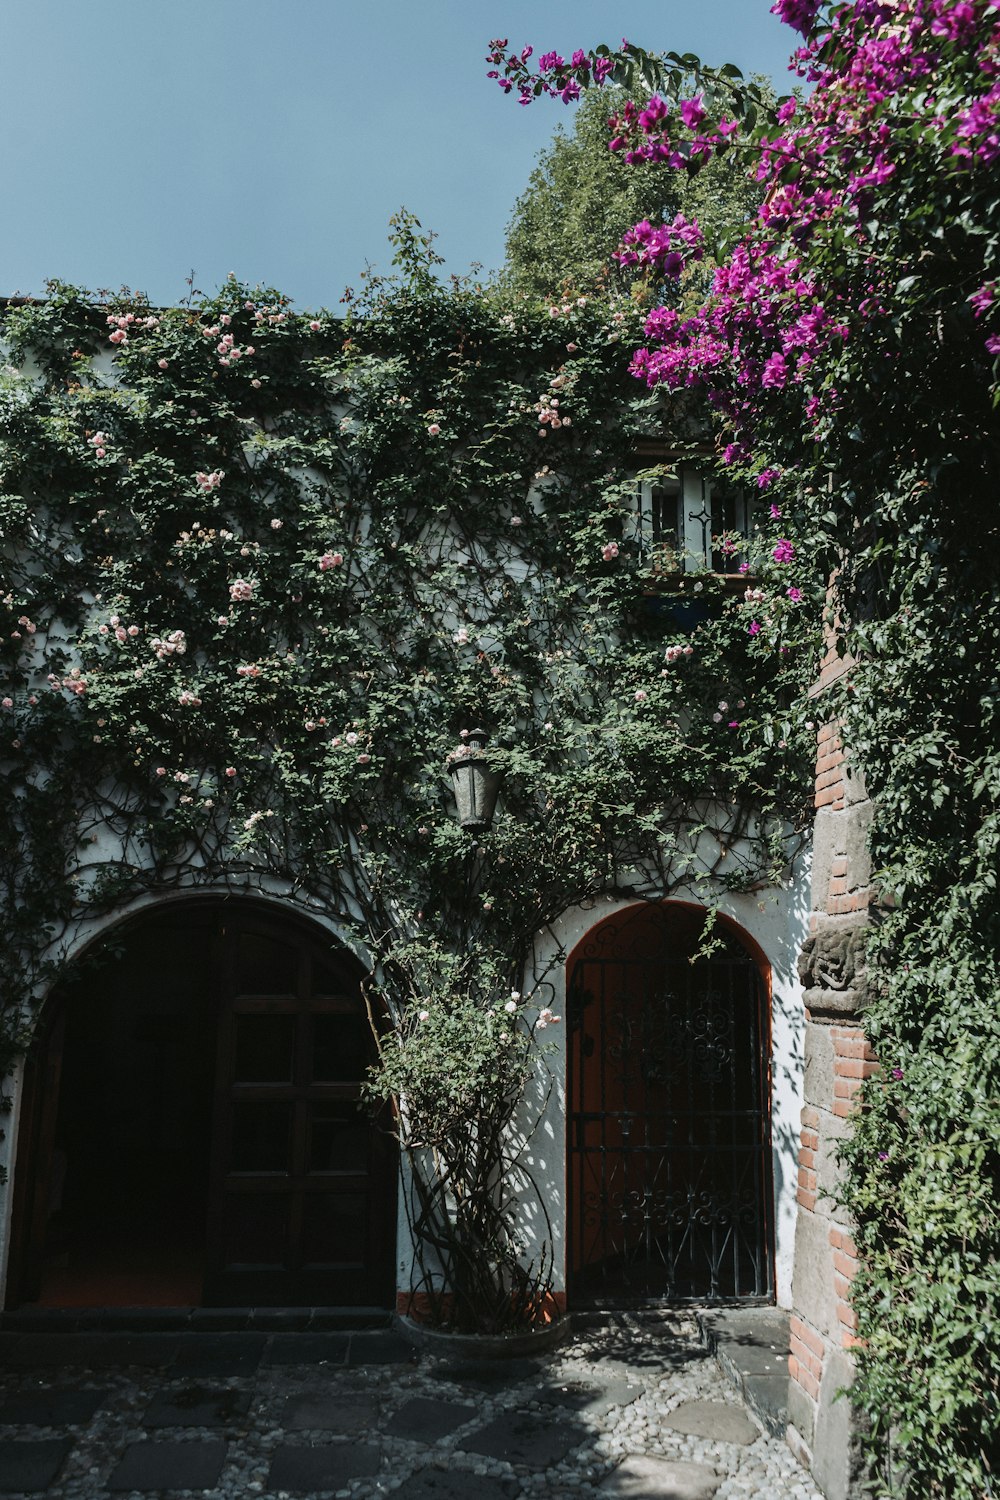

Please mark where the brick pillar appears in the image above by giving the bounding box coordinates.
[786,645,873,1500]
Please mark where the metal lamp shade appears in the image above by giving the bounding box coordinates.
[448,729,503,832]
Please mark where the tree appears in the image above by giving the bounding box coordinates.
[502,82,765,301]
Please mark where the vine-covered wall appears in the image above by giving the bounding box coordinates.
[0,246,818,1327]
[0,255,817,1048]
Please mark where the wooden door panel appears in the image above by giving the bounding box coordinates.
[203,915,394,1307]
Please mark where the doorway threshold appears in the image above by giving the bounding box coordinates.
[0,1305,393,1334]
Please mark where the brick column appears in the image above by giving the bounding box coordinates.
[786,646,873,1500]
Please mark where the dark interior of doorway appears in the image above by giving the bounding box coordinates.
[38,911,217,1307]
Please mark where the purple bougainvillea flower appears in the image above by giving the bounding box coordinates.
[770,0,821,35]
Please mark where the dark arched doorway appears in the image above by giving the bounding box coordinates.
[567,902,773,1303]
[8,900,395,1309]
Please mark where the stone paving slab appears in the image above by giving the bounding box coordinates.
[536,1371,643,1416]
[662,1399,759,1446]
[142,1385,252,1428]
[266,1441,382,1492]
[435,1358,541,1389]
[600,1454,722,1499]
[0,1439,71,1493]
[384,1396,476,1442]
[264,1332,350,1366]
[403,1465,520,1500]
[466,1409,591,1467]
[347,1329,413,1364]
[171,1333,266,1375]
[2,1335,180,1368]
[106,1440,228,1491]
[282,1389,381,1431]
[0,1389,108,1426]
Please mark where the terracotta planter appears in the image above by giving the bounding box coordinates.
[394,1312,572,1360]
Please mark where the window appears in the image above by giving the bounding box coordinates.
[631,463,755,574]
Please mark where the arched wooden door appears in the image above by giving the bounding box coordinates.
[8,901,395,1309]
[567,903,774,1303]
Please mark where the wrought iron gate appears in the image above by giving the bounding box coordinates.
[567,906,774,1302]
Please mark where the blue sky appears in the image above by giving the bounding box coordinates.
[1,0,797,310]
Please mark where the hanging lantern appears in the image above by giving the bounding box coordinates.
[447,728,503,832]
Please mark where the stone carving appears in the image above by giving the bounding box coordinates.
[798,923,868,995]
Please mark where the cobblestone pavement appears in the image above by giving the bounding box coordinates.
[0,1314,825,1499]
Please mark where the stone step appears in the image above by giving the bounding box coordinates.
[0,1304,393,1333]
[697,1307,791,1438]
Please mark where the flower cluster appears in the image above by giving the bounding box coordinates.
[98,614,140,644]
[628,240,849,434]
[46,668,87,697]
[609,93,739,168]
[614,213,704,278]
[534,368,573,435]
[486,38,616,107]
[213,328,255,367]
[150,629,186,660]
[770,0,821,35]
[588,0,1000,442]
[105,310,159,347]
